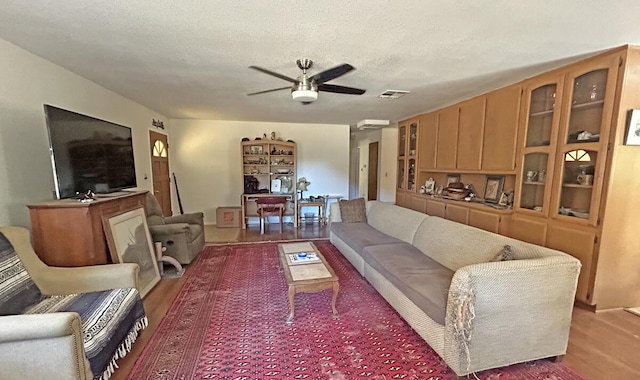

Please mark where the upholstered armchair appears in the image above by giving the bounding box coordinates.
[0,226,146,380]
[145,193,205,264]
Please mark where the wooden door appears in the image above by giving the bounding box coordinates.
[445,203,469,224]
[149,131,172,216]
[368,142,379,200]
[546,223,597,304]
[509,214,547,246]
[468,209,500,233]
[418,112,438,170]
[456,97,486,170]
[483,85,521,171]
[436,106,459,169]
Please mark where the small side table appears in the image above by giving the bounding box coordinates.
[297,201,326,226]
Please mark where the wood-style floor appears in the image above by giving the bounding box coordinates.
[112,223,640,380]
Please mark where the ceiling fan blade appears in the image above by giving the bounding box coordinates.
[318,83,366,95]
[249,66,297,83]
[247,86,291,96]
[310,63,355,84]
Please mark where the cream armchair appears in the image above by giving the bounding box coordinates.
[145,193,205,264]
[0,226,146,380]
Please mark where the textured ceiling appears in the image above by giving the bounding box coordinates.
[2,1,640,126]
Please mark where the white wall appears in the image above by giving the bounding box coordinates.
[168,119,350,224]
[350,126,397,202]
[0,38,166,227]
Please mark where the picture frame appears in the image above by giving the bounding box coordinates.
[483,175,505,203]
[424,177,436,194]
[102,207,160,298]
[250,145,263,154]
[625,109,640,145]
[446,174,460,187]
[498,192,509,206]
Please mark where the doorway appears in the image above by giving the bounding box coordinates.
[349,147,360,200]
[149,131,172,216]
[368,142,379,200]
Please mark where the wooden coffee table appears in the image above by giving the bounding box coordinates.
[278,241,339,324]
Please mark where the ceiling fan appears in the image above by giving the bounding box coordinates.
[247,58,366,104]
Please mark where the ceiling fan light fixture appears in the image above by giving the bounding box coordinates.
[291,89,318,102]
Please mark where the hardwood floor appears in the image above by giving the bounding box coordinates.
[112,223,640,380]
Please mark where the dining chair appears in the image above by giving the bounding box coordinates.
[255,196,288,234]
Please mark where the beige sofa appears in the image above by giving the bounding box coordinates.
[329,201,581,377]
[0,226,147,380]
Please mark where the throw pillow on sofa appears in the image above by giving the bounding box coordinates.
[492,245,515,261]
[339,198,367,223]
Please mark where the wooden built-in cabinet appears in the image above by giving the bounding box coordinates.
[396,45,640,310]
[28,191,147,267]
[397,118,420,192]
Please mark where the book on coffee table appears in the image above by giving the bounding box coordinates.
[287,252,320,265]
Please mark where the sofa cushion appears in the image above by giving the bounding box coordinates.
[330,222,403,255]
[0,233,43,316]
[26,288,146,379]
[338,198,367,223]
[362,243,454,325]
[367,201,429,243]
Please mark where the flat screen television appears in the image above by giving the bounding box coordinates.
[44,105,137,199]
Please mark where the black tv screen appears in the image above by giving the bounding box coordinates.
[44,105,137,199]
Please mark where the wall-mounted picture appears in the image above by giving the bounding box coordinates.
[446,174,460,187]
[102,207,160,298]
[483,175,505,203]
[625,109,640,145]
[250,145,263,154]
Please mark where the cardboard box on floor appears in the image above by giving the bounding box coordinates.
[216,207,242,228]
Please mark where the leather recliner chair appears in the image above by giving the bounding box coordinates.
[144,193,205,264]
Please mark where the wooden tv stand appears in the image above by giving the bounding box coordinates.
[28,191,147,267]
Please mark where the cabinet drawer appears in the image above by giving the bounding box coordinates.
[468,209,500,233]
[445,204,469,224]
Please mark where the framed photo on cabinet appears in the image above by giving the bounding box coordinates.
[625,109,640,145]
[446,174,460,187]
[483,176,505,203]
[250,145,263,154]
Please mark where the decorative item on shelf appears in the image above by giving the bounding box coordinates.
[250,145,263,154]
[538,169,546,183]
[577,165,595,185]
[526,170,538,182]
[241,137,250,142]
[424,178,435,194]
[435,186,443,196]
[498,192,509,206]
[443,182,469,200]
[446,174,460,187]
[270,131,276,140]
[483,175,505,204]
[296,177,310,200]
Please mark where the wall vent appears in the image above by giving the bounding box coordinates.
[378,90,410,99]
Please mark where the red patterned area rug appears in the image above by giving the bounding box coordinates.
[128,240,585,380]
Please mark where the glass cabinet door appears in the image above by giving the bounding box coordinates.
[565,69,608,144]
[397,159,405,190]
[398,125,406,157]
[516,77,562,216]
[526,84,557,147]
[407,159,416,192]
[557,149,597,220]
[409,122,417,157]
[519,153,549,212]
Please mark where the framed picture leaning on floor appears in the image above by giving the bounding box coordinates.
[102,207,160,298]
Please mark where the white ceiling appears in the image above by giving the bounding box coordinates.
[2,1,640,126]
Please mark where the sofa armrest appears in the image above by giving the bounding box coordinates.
[35,263,139,296]
[444,256,581,375]
[149,223,191,235]
[0,313,92,379]
[164,212,204,226]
